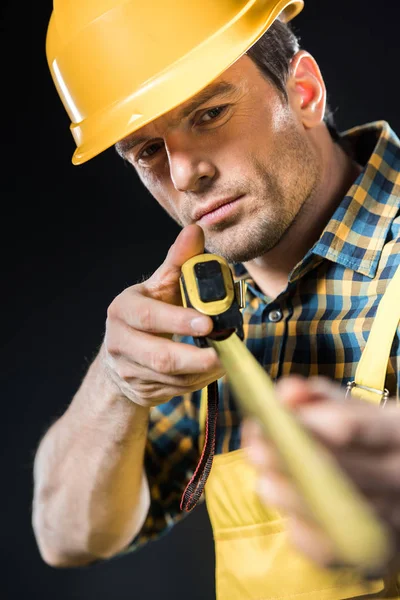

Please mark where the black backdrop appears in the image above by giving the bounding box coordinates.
[2,1,400,599]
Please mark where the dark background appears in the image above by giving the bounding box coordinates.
[2,1,400,599]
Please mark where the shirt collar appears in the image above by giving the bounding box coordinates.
[234,121,400,284]
[309,120,400,278]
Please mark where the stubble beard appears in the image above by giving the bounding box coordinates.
[201,135,321,263]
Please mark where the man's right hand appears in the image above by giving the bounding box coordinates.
[102,224,225,407]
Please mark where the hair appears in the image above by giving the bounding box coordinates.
[246,19,340,141]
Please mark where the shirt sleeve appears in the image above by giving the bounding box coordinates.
[121,388,202,554]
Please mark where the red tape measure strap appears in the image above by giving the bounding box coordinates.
[180,380,219,512]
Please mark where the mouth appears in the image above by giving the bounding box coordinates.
[193,196,244,226]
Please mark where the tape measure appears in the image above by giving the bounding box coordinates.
[180,253,244,346]
[180,253,392,574]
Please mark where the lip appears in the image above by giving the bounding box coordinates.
[193,196,243,223]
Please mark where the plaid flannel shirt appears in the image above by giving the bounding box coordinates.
[124,120,400,554]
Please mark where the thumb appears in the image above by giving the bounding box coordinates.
[164,224,206,275]
[145,224,206,298]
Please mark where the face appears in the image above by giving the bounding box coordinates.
[117,55,321,263]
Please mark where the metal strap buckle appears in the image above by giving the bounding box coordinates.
[346,381,389,406]
[234,280,247,309]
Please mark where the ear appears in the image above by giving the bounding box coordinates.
[287,50,326,129]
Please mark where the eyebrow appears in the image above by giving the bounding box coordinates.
[115,81,237,157]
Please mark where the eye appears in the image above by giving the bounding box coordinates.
[138,141,164,160]
[197,105,228,125]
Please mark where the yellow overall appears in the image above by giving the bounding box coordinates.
[200,266,400,600]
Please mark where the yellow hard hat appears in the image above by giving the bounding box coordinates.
[46,0,304,166]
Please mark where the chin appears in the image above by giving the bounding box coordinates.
[204,236,271,263]
[206,224,287,262]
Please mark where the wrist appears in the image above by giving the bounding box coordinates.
[67,344,150,434]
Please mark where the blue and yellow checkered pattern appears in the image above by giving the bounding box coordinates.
[125,120,400,553]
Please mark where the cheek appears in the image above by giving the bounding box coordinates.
[269,101,293,134]
[224,107,288,173]
[138,166,167,201]
[138,165,162,189]
[139,171,183,222]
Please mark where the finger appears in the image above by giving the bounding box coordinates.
[110,354,225,391]
[241,420,312,520]
[135,382,220,406]
[361,493,400,534]
[333,448,400,493]
[297,402,400,450]
[275,375,345,410]
[145,224,205,301]
[256,473,313,521]
[114,378,216,407]
[117,289,213,337]
[286,516,337,567]
[110,325,223,376]
[241,418,283,471]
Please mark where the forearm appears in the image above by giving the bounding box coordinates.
[32,348,151,567]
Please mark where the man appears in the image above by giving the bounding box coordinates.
[33,1,400,598]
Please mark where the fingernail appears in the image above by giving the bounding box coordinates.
[190,317,210,335]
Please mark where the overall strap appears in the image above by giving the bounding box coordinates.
[349,264,400,404]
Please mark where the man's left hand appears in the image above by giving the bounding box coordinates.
[241,375,400,572]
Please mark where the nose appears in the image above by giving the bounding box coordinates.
[165,134,217,192]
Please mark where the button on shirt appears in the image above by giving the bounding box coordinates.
[125,120,400,554]
[268,309,283,322]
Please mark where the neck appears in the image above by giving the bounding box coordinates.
[243,133,362,299]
